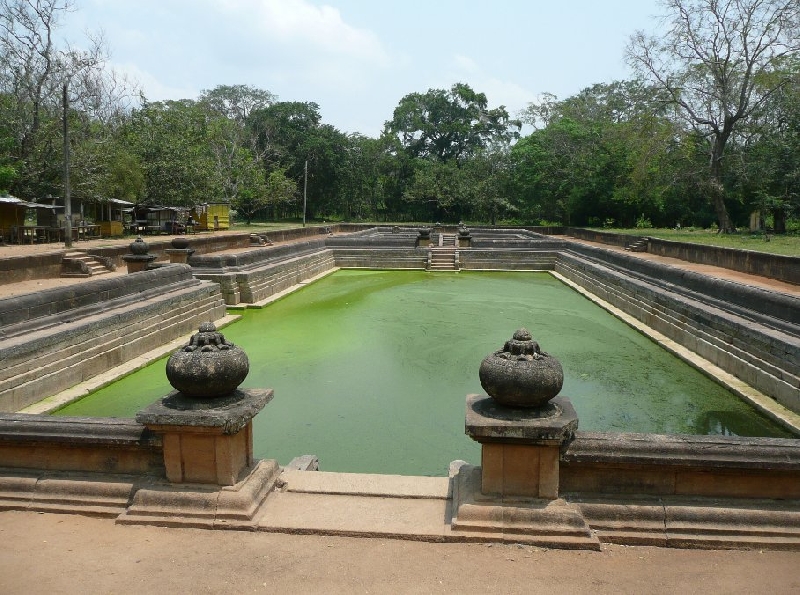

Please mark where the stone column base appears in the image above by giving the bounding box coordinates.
[136,388,273,486]
[451,464,601,550]
[116,459,281,529]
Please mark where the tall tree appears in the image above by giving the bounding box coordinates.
[627,0,800,232]
[123,100,215,207]
[384,83,520,163]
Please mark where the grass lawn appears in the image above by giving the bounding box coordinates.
[599,227,800,257]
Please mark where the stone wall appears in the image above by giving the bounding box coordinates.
[646,237,800,285]
[191,240,336,305]
[555,247,800,413]
[561,431,800,499]
[565,227,800,285]
[565,228,642,248]
[0,414,163,475]
[0,265,227,412]
[330,246,427,269]
[0,252,65,284]
[459,249,558,271]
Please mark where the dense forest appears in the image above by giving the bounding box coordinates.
[1,0,798,231]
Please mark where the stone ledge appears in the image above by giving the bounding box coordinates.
[465,395,578,445]
[136,388,273,435]
[563,431,800,470]
[0,414,158,446]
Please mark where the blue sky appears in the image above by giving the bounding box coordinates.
[61,0,664,136]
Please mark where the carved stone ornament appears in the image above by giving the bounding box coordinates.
[129,236,149,255]
[478,328,564,408]
[165,322,250,398]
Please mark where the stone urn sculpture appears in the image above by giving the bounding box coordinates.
[478,328,563,408]
[122,236,157,273]
[166,322,250,398]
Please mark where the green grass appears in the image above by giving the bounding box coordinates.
[598,228,800,257]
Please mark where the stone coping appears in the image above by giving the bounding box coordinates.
[135,388,273,434]
[563,431,800,470]
[465,395,578,445]
[0,413,159,447]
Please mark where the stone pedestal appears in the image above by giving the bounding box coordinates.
[451,394,599,549]
[458,235,471,248]
[164,248,194,264]
[122,254,156,273]
[466,394,577,498]
[136,388,273,486]
[122,236,157,273]
[417,228,431,247]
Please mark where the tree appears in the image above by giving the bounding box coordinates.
[384,83,520,163]
[0,0,137,201]
[123,100,215,206]
[627,0,800,232]
[199,84,275,123]
[734,60,800,232]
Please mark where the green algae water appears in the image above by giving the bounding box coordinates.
[56,270,793,475]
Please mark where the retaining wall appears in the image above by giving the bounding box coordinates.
[0,265,227,412]
[566,227,800,285]
[555,248,800,413]
[191,239,336,305]
[0,252,65,284]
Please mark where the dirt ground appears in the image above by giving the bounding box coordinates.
[0,510,797,595]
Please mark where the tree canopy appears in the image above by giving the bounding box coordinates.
[627,0,800,232]
[1,0,799,232]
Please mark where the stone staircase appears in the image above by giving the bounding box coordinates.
[61,251,116,278]
[624,237,648,253]
[427,234,459,271]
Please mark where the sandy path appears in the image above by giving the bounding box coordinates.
[0,510,797,594]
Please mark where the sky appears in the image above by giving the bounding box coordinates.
[60,0,665,137]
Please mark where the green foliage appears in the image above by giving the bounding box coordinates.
[384,83,520,164]
[0,163,15,192]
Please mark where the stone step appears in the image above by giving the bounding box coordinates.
[60,251,115,278]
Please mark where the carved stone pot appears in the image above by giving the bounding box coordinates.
[166,323,250,398]
[479,328,563,408]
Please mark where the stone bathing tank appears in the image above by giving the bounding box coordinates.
[56,270,795,476]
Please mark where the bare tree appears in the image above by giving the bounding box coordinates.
[0,0,138,198]
[627,0,800,232]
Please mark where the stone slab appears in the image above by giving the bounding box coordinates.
[136,388,273,435]
[465,394,578,444]
[280,470,451,499]
[256,491,450,540]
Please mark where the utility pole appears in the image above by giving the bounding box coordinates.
[62,83,72,248]
[302,160,308,227]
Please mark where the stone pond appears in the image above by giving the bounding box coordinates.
[56,270,792,476]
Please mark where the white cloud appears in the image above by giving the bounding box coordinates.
[114,61,199,103]
[220,0,389,67]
